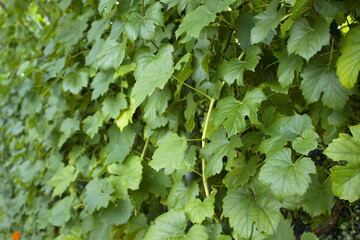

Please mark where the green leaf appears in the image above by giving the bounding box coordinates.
[223,181,283,238]
[185,195,215,224]
[167,180,199,209]
[287,17,329,61]
[149,133,191,171]
[300,232,319,240]
[143,209,208,240]
[62,70,89,94]
[102,92,127,120]
[144,87,171,122]
[324,124,360,202]
[223,155,257,189]
[58,117,80,147]
[49,195,75,227]
[86,38,104,66]
[50,165,78,197]
[301,57,349,110]
[107,155,142,199]
[184,92,198,132]
[251,0,284,44]
[266,220,295,240]
[205,0,237,14]
[336,25,360,90]
[88,19,109,43]
[98,0,116,13]
[215,88,267,136]
[82,111,103,138]
[125,2,164,42]
[57,16,89,48]
[314,0,345,18]
[277,50,303,88]
[131,44,174,109]
[175,5,215,39]
[91,71,115,100]
[292,129,319,155]
[221,46,262,85]
[200,127,242,177]
[259,148,316,199]
[280,114,313,141]
[301,175,335,217]
[96,38,126,71]
[235,13,254,52]
[84,177,114,213]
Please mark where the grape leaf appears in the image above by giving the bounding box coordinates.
[62,70,89,95]
[223,181,283,238]
[50,165,78,197]
[215,88,267,136]
[131,44,174,109]
[277,50,303,88]
[266,220,295,240]
[84,177,114,213]
[280,114,313,141]
[259,148,316,199]
[200,127,242,177]
[167,180,199,209]
[143,87,171,122]
[251,0,284,44]
[149,133,191,171]
[143,209,208,240]
[49,195,75,227]
[175,5,215,39]
[125,2,164,42]
[82,111,103,139]
[108,155,142,199]
[185,195,214,224]
[91,71,115,100]
[235,13,254,52]
[336,25,360,90]
[292,129,319,155]
[58,117,80,147]
[184,92,198,132]
[88,19,109,43]
[314,0,345,18]
[301,175,335,217]
[301,57,349,110]
[96,37,126,71]
[287,17,329,61]
[324,124,360,202]
[300,232,319,240]
[102,92,127,120]
[223,155,257,189]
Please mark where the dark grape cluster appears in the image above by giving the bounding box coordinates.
[308,149,326,166]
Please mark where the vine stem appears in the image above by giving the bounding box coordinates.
[141,138,149,160]
[201,81,226,198]
[172,74,211,100]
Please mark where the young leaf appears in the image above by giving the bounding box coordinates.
[266,220,295,240]
[336,25,360,90]
[185,195,215,224]
[277,50,303,88]
[301,175,335,217]
[301,57,349,110]
[50,165,79,197]
[96,38,126,71]
[167,181,199,209]
[200,127,242,177]
[149,133,191,171]
[175,5,215,39]
[259,148,316,199]
[292,129,319,155]
[131,44,174,109]
[324,124,360,202]
[143,209,208,240]
[251,0,284,44]
[84,177,114,213]
[108,155,142,199]
[287,17,329,61]
[62,70,89,95]
[82,111,103,138]
[91,71,115,100]
[223,182,283,238]
[215,88,267,136]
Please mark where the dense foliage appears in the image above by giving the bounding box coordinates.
[1,0,360,239]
